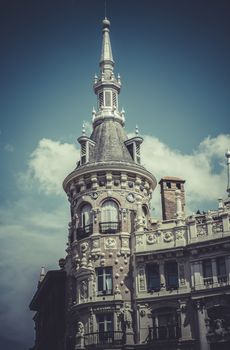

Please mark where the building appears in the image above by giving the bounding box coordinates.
[29,17,230,350]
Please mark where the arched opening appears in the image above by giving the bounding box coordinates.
[100,200,120,234]
[142,206,148,230]
[77,203,93,239]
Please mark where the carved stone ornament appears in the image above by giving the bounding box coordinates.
[176,230,184,240]
[81,242,89,252]
[197,224,207,236]
[90,191,99,199]
[137,236,143,245]
[80,280,88,300]
[163,231,173,242]
[92,239,99,248]
[146,233,157,244]
[105,237,116,249]
[126,193,135,203]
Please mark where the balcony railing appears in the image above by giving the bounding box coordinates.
[77,224,93,239]
[99,221,121,234]
[84,331,125,347]
[203,277,213,286]
[147,325,181,342]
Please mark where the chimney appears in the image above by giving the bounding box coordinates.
[159,177,185,221]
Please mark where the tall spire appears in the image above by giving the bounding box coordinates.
[93,18,123,127]
[100,18,114,68]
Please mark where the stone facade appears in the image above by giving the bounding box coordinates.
[30,18,230,350]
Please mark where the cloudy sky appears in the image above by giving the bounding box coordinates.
[0,0,230,348]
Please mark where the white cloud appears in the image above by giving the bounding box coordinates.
[20,138,79,195]
[141,133,230,214]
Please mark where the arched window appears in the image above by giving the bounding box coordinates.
[100,200,120,234]
[77,204,92,239]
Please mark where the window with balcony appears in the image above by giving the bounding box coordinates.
[146,264,160,291]
[84,313,124,347]
[77,204,92,239]
[165,261,179,290]
[96,267,113,295]
[216,257,227,283]
[100,200,120,234]
[203,260,213,286]
[148,308,180,342]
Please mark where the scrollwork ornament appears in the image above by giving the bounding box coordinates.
[146,233,157,244]
[81,242,89,252]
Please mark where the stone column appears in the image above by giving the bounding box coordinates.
[196,301,209,350]
[159,261,166,289]
[193,261,203,289]
[136,195,144,232]
[225,255,230,284]
[211,258,218,285]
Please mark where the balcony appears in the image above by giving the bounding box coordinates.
[147,325,181,342]
[99,221,121,234]
[84,331,125,347]
[77,224,93,240]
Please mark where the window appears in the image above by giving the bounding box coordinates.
[112,92,117,107]
[81,143,87,164]
[165,261,178,290]
[136,143,141,164]
[99,92,103,107]
[77,204,92,239]
[166,182,171,189]
[146,264,160,291]
[203,260,213,286]
[105,91,112,106]
[97,314,114,344]
[100,200,120,234]
[176,183,181,190]
[150,308,180,341]
[216,257,227,283]
[97,267,113,295]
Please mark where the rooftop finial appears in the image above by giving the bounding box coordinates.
[135,125,139,136]
[39,266,45,283]
[225,148,230,197]
[82,122,86,136]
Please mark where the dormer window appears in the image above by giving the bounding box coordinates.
[81,142,87,165]
[78,137,95,166]
[125,138,143,164]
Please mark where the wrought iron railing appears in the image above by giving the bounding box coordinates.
[147,325,181,342]
[203,277,213,286]
[84,331,125,347]
[99,221,121,234]
[77,224,93,239]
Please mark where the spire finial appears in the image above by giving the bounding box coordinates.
[135,125,139,136]
[225,148,230,197]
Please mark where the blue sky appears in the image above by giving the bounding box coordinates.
[0,0,230,349]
